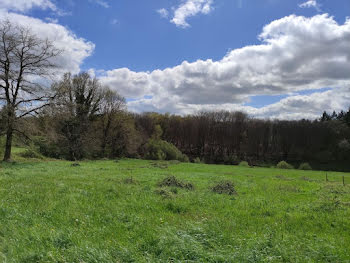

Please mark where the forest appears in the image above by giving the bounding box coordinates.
[1,73,349,171]
[1,20,350,171]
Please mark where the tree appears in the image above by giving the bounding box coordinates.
[320,111,331,122]
[99,87,126,157]
[344,108,350,127]
[0,20,61,161]
[53,72,103,160]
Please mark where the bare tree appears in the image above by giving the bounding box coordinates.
[100,87,126,157]
[0,20,61,161]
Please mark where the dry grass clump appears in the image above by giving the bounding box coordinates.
[211,180,237,195]
[154,188,178,199]
[158,175,194,190]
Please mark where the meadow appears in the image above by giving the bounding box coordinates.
[0,153,350,262]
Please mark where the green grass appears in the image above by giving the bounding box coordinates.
[1,154,350,262]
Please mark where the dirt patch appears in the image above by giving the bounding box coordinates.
[158,175,194,190]
[211,180,237,195]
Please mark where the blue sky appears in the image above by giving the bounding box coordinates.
[32,0,349,72]
[1,0,350,119]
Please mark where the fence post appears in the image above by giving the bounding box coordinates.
[343,176,345,186]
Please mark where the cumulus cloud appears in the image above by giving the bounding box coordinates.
[0,0,57,13]
[170,0,213,28]
[299,0,321,12]
[100,14,350,119]
[250,86,350,119]
[157,8,169,19]
[45,17,59,24]
[0,10,95,76]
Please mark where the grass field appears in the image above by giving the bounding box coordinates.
[1,154,350,262]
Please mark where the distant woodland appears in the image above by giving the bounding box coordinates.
[1,20,350,171]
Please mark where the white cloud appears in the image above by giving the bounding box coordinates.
[88,0,109,8]
[0,0,57,13]
[249,87,350,120]
[299,0,321,12]
[171,0,213,28]
[45,17,58,24]
[157,8,169,19]
[101,14,350,119]
[0,10,95,76]
[110,18,119,25]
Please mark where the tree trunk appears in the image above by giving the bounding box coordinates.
[3,128,13,161]
[3,123,13,162]
[3,106,15,162]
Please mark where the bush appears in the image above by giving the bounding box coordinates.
[238,161,250,167]
[223,154,240,165]
[33,136,61,159]
[299,162,312,170]
[20,149,43,159]
[276,161,294,169]
[145,139,186,162]
[179,154,189,163]
[193,157,201,164]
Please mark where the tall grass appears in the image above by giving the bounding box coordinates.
[0,158,349,262]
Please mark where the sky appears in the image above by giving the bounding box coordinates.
[0,0,349,119]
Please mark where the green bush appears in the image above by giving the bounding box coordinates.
[276,161,294,169]
[179,154,189,163]
[20,149,43,159]
[299,162,312,170]
[145,139,187,162]
[193,157,201,164]
[223,154,239,165]
[33,136,61,158]
[238,161,250,167]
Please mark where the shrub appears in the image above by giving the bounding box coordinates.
[299,162,312,170]
[33,136,61,159]
[224,154,240,165]
[193,157,201,164]
[238,161,250,167]
[211,181,237,195]
[276,161,294,169]
[20,149,43,159]
[179,154,189,163]
[145,139,186,162]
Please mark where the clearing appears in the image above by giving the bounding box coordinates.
[0,158,350,262]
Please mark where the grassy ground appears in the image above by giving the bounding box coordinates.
[0,154,350,262]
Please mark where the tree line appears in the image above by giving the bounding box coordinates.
[1,20,350,171]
